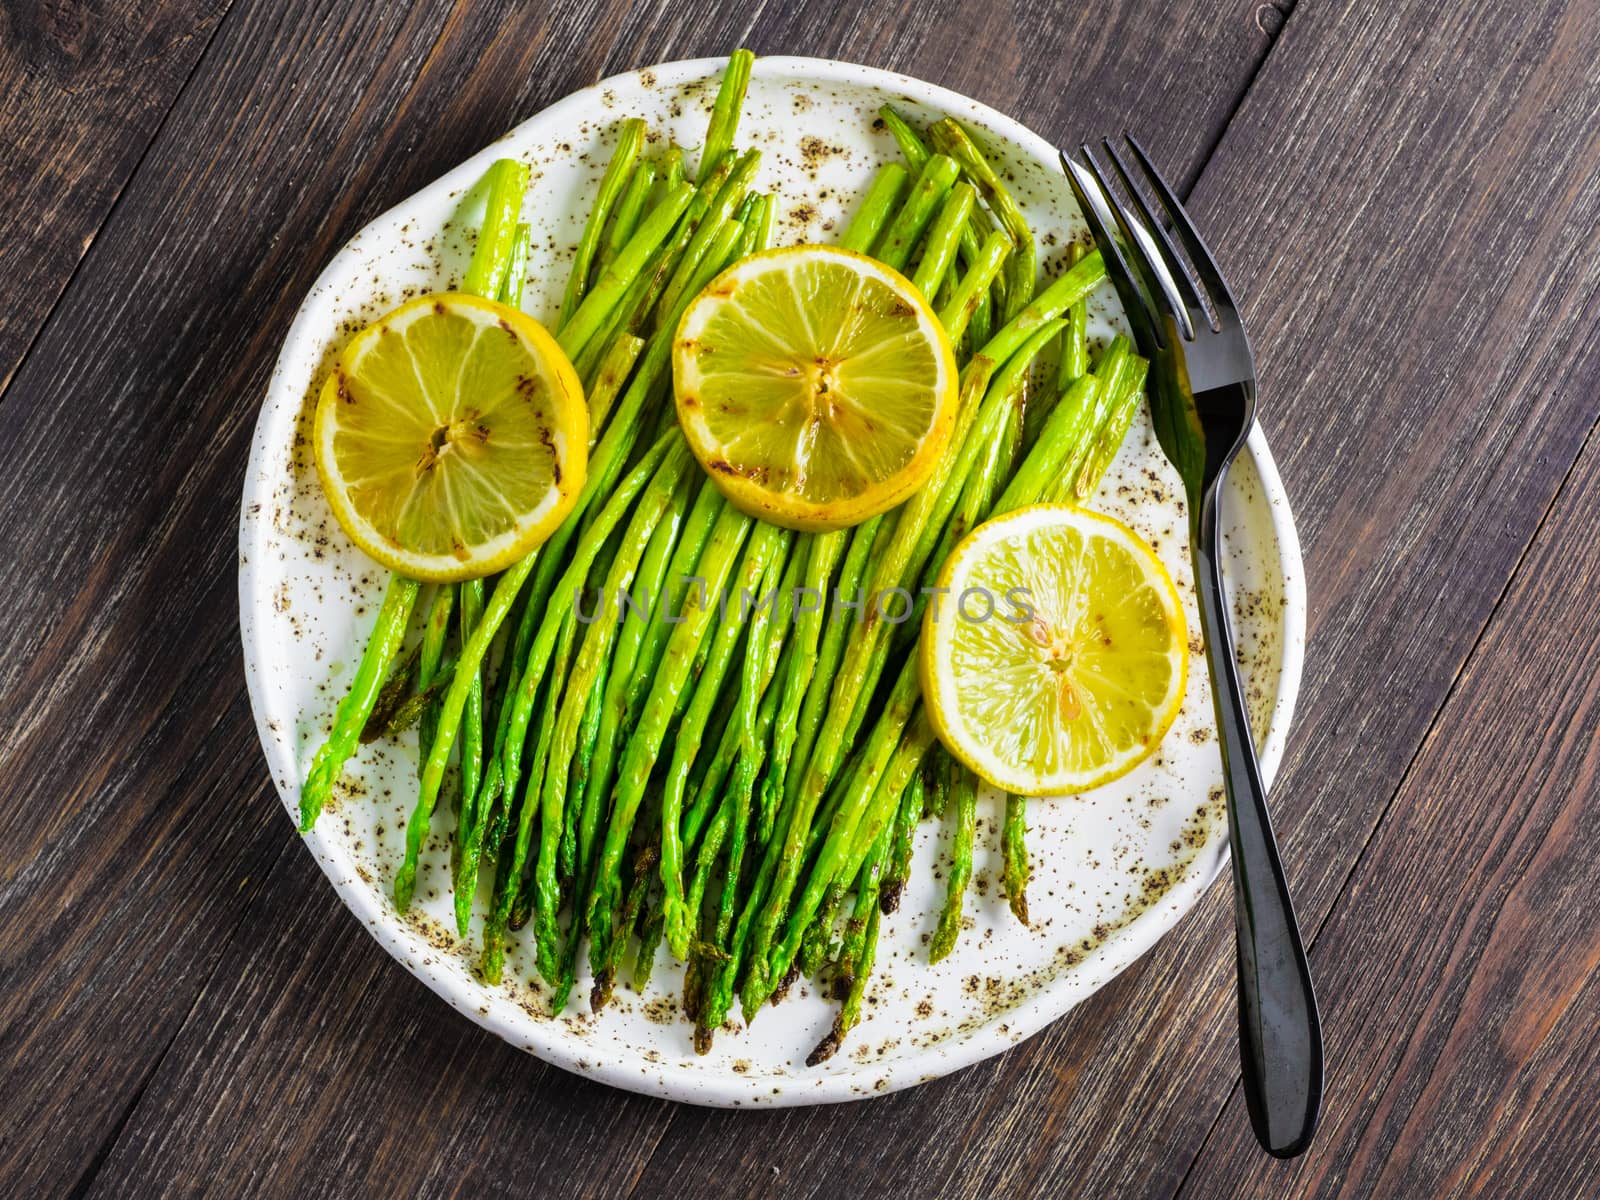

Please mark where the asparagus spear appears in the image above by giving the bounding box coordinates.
[584,334,646,442]
[590,843,658,1011]
[880,770,923,914]
[700,49,754,181]
[836,822,892,990]
[500,223,532,309]
[376,660,455,739]
[464,158,532,298]
[799,881,845,976]
[938,230,1011,343]
[754,189,776,250]
[598,159,657,274]
[807,822,892,1066]
[1057,244,1090,390]
[925,752,950,819]
[559,118,646,327]
[1003,793,1030,926]
[299,576,420,830]
[457,578,486,820]
[414,584,455,778]
[630,911,667,995]
[660,144,685,193]
[1073,357,1150,499]
[930,764,977,962]
[359,642,419,744]
[878,105,929,171]
[840,164,910,253]
[911,181,976,299]
[733,194,766,258]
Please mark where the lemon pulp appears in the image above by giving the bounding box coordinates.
[921,505,1188,796]
[313,293,586,582]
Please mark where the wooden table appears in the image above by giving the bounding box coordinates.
[5,1,1599,1195]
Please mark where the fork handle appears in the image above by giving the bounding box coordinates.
[1194,477,1323,1158]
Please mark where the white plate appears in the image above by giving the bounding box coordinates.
[239,56,1306,1106]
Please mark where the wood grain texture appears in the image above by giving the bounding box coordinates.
[0,0,1283,1196]
[1180,429,1600,1199]
[619,0,1600,1195]
[0,0,231,393]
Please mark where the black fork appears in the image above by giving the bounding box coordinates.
[1061,136,1323,1159]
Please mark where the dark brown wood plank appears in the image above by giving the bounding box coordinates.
[618,0,1600,1196]
[0,0,232,394]
[1179,430,1600,1198]
[0,1,1286,1196]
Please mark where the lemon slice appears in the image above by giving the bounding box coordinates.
[313,293,587,582]
[672,245,958,532]
[921,505,1188,796]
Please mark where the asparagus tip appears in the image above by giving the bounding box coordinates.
[805,1021,844,1067]
[694,1024,716,1056]
[771,961,801,1006]
[551,981,573,1016]
[879,881,904,915]
[590,967,615,1013]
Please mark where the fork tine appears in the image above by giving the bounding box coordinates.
[1083,143,1196,343]
[1124,133,1239,315]
[1059,150,1163,352]
[1099,138,1209,329]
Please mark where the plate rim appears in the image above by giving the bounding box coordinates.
[238,52,1307,1107]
